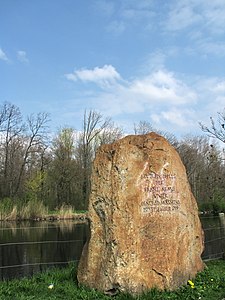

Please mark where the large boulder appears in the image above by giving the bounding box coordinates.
[77,133,204,294]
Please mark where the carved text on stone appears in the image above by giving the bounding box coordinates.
[139,172,181,214]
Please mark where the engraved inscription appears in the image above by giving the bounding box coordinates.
[139,172,181,215]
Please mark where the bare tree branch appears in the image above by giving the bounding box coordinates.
[199,109,225,143]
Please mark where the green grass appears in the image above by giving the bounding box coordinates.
[0,260,225,300]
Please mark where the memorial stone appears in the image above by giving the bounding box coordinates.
[77,132,204,294]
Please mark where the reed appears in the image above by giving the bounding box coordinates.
[5,205,18,221]
[58,203,75,219]
[0,197,15,221]
[0,198,79,221]
[20,199,48,220]
[0,198,48,221]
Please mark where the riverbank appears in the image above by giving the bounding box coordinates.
[0,260,225,299]
[0,211,88,222]
[0,198,88,222]
[34,211,88,223]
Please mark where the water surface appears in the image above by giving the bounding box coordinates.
[0,221,88,280]
[0,216,224,280]
[200,215,225,260]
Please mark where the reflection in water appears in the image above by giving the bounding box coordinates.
[0,221,88,280]
[1,217,224,280]
[58,220,76,233]
[200,215,225,260]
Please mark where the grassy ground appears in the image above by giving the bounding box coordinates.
[0,260,225,300]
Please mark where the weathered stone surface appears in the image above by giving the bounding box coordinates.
[77,133,204,294]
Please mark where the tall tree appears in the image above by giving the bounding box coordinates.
[78,110,110,208]
[177,135,225,211]
[15,112,50,197]
[50,127,77,207]
[76,110,122,209]
[0,103,50,200]
[0,102,25,197]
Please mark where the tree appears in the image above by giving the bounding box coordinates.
[14,112,50,196]
[133,120,178,147]
[134,121,154,135]
[0,102,25,197]
[76,110,123,209]
[49,127,77,208]
[199,110,225,211]
[0,103,50,201]
[92,121,123,154]
[177,135,225,211]
[79,110,110,208]
[200,109,225,143]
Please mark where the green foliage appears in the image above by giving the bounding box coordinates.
[25,171,47,202]
[0,198,18,220]
[0,261,225,299]
[212,192,225,213]
[199,201,213,213]
[199,197,225,214]
[0,198,14,215]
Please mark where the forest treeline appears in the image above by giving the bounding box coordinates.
[0,101,224,213]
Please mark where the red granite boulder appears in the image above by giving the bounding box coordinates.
[77,133,204,294]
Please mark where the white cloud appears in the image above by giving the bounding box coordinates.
[197,40,225,57]
[203,0,225,35]
[66,66,196,108]
[129,70,196,105]
[143,50,167,72]
[165,0,225,35]
[65,65,121,87]
[213,81,225,93]
[0,48,9,62]
[162,0,225,59]
[17,50,29,63]
[154,108,195,128]
[98,0,156,35]
[95,0,225,44]
[165,2,202,31]
[65,63,225,136]
[149,107,199,136]
[185,76,225,130]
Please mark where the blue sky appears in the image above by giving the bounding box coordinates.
[1,0,225,138]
